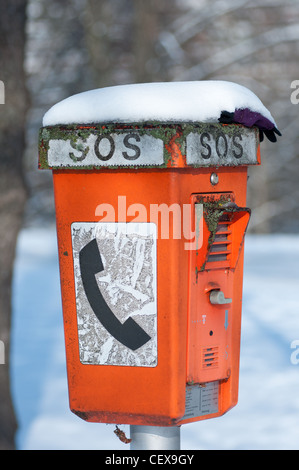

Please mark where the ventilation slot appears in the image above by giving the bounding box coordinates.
[206,215,232,268]
[202,347,219,369]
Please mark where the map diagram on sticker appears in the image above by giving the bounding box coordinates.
[72,222,157,367]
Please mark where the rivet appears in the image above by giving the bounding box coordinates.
[210,172,219,185]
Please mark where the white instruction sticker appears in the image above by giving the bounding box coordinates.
[183,382,219,420]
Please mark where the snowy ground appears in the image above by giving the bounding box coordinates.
[10,227,299,450]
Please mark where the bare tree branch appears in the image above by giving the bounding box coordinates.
[176,23,299,80]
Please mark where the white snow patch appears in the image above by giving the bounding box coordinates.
[42,80,276,127]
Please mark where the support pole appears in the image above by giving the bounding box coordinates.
[130,425,180,450]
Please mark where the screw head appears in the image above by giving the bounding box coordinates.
[210,172,219,185]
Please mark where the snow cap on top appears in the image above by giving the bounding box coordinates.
[42,80,280,141]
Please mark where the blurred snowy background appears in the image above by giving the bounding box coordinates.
[1,0,299,450]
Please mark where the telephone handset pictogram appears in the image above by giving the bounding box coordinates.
[79,238,151,351]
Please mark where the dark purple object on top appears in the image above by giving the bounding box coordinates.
[218,108,281,142]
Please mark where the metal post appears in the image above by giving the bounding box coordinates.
[130,425,181,450]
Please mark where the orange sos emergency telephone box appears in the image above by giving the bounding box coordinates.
[39,122,259,426]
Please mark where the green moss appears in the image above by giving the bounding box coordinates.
[38,122,254,170]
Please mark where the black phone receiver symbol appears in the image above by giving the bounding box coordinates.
[79,238,151,351]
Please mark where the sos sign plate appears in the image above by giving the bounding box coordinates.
[40,124,259,169]
[72,222,158,367]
